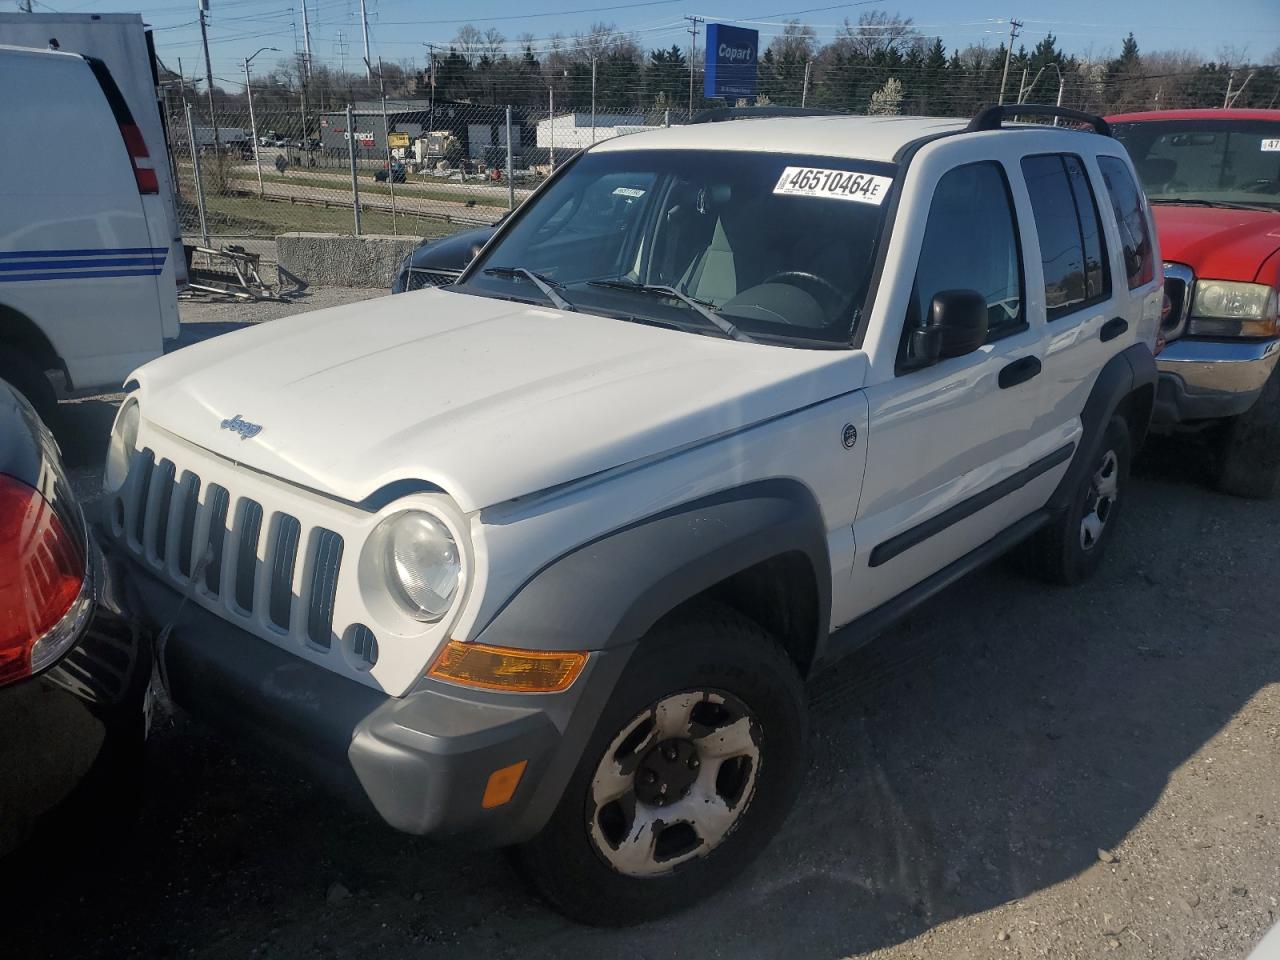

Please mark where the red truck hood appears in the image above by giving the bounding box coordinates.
[1151,204,1280,282]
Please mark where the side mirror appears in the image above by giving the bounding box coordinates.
[909,289,989,364]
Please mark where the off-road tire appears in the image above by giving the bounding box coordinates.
[0,349,58,430]
[1024,415,1131,586]
[511,602,808,925]
[1216,365,1280,500]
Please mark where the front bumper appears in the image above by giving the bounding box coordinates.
[120,548,631,846]
[1152,336,1280,427]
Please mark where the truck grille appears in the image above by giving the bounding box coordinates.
[402,266,461,291]
[1162,262,1194,341]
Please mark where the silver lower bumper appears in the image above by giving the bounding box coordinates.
[1152,337,1280,427]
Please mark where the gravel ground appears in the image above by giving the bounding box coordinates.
[15,291,1278,960]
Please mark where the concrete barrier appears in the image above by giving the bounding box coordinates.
[276,232,421,288]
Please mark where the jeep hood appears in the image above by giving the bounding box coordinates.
[1151,204,1280,282]
[133,289,867,512]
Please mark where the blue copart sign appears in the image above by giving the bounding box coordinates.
[704,23,759,100]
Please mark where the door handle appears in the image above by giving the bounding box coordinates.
[998,356,1042,389]
[1100,317,1129,342]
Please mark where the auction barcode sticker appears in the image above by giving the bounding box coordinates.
[1262,138,1280,152]
[773,166,893,205]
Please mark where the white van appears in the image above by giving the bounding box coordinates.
[0,43,179,424]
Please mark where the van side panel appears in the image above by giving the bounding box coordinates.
[0,49,165,389]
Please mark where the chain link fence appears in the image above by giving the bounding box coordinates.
[162,94,692,252]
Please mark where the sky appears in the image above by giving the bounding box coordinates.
[12,0,1279,87]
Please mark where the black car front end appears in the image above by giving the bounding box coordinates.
[391,225,498,293]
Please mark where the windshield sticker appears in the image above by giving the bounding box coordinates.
[613,186,646,197]
[1263,139,1280,152]
[773,167,893,205]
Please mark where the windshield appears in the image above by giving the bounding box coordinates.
[1111,119,1280,210]
[457,149,897,346]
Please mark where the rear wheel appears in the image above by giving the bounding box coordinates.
[1024,415,1131,585]
[0,348,57,429]
[1216,365,1280,500]
[512,603,808,925]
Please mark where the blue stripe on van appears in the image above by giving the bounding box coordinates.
[0,257,164,272]
[0,268,164,283]
[0,246,168,260]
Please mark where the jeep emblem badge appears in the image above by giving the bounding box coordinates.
[221,414,263,440]
[842,423,858,449]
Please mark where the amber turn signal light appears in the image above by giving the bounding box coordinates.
[427,640,588,693]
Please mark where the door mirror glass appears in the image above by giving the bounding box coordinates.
[910,289,989,363]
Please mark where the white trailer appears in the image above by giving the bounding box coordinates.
[0,12,188,288]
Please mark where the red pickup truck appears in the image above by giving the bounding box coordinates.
[1108,109,1280,497]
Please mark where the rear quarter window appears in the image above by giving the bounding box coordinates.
[1096,155,1156,289]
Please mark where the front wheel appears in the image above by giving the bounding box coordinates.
[1024,415,1131,585]
[1216,364,1280,500]
[512,603,808,925]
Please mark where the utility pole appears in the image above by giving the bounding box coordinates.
[424,43,437,136]
[18,0,33,13]
[802,60,812,107]
[997,18,1023,105]
[299,0,313,78]
[685,15,703,116]
[591,56,598,143]
[369,57,397,233]
[358,0,372,80]
[198,0,221,156]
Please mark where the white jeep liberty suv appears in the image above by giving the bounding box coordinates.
[107,105,1162,924]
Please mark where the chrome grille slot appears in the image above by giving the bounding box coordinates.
[269,515,301,630]
[203,485,230,595]
[233,499,264,612]
[306,528,344,649]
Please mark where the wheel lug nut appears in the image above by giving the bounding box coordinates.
[688,757,700,770]
[643,770,657,784]
[663,748,677,761]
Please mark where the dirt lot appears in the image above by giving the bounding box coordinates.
[9,291,1278,960]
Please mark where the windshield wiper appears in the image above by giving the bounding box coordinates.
[587,279,752,342]
[1150,197,1277,213]
[483,267,576,312]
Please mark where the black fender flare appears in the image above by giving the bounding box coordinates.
[474,477,832,654]
[1048,342,1157,512]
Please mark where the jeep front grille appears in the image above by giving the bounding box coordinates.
[121,449,349,649]
[402,266,461,291]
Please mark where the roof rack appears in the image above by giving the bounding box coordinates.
[689,106,834,124]
[967,103,1111,137]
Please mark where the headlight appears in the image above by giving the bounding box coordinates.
[1188,281,1279,337]
[103,397,139,492]
[376,510,462,622]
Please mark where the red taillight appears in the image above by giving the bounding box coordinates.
[0,475,85,686]
[119,122,159,195]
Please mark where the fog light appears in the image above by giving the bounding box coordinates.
[427,640,587,693]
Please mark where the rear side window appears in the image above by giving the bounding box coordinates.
[1097,155,1156,289]
[908,160,1025,348]
[1021,154,1112,320]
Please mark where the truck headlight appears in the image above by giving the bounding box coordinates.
[103,397,140,493]
[374,510,463,622]
[1188,281,1279,337]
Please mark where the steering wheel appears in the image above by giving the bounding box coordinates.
[762,270,845,306]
